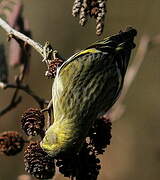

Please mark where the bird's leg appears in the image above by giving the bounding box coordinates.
[41,99,53,113]
[41,99,53,129]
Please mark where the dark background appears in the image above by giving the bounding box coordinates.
[0,0,160,180]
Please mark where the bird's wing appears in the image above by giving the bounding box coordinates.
[52,50,118,123]
[56,48,102,76]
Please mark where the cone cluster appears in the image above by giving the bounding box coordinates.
[89,116,112,154]
[55,117,112,180]
[0,131,25,156]
[56,143,101,180]
[24,142,55,179]
[72,0,107,35]
[21,108,45,136]
[45,58,64,78]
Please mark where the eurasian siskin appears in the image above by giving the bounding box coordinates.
[40,27,137,157]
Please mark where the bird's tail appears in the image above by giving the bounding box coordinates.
[86,27,137,54]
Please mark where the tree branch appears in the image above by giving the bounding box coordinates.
[0,17,65,63]
[0,18,44,57]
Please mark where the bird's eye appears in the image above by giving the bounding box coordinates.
[49,134,57,144]
[45,134,57,145]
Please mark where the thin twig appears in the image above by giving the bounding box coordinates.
[0,82,49,109]
[0,88,22,116]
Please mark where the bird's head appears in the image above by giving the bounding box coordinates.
[40,126,61,157]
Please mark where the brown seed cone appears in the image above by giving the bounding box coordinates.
[24,142,55,179]
[56,143,101,180]
[89,116,112,154]
[45,58,64,78]
[21,108,45,136]
[0,131,25,156]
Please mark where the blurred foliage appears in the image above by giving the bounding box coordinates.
[0,0,16,20]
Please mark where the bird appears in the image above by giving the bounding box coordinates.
[40,27,137,157]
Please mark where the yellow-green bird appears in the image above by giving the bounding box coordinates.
[40,27,137,157]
